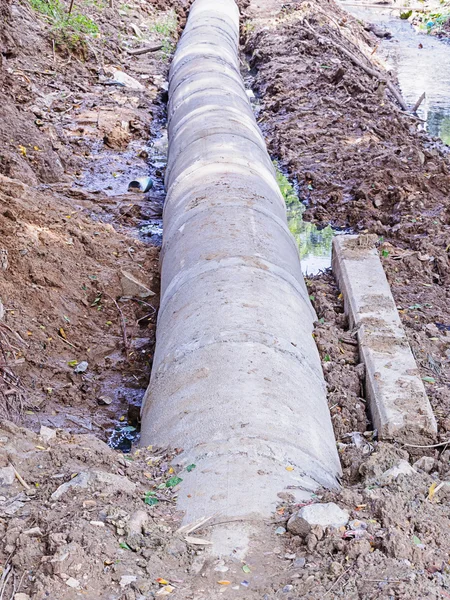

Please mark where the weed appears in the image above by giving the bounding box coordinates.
[28,0,99,49]
[149,9,177,58]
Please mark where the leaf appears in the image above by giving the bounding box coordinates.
[119,542,131,550]
[324,354,331,362]
[422,376,436,384]
[156,578,169,585]
[217,581,231,585]
[121,425,136,432]
[309,295,315,302]
[166,476,182,488]
[412,535,423,546]
[285,466,294,471]
[68,360,78,367]
[242,565,251,574]
[186,464,196,472]
[145,496,159,507]
[428,482,437,501]
[381,249,389,258]
[59,327,67,340]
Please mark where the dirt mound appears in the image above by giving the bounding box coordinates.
[245,0,450,438]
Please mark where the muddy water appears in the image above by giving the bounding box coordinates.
[341,3,450,144]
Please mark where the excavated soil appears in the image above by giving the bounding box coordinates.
[242,0,450,597]
[2,0,450,598]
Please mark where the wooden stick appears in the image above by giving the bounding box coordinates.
[9,463,30,490]
[304,21,409,111]
[126,44,163,56]
[68,0,75,14]
[412,92,426,113]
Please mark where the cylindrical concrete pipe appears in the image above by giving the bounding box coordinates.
[141,0,342,555]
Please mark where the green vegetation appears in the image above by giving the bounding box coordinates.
[149,9,177,57]
[28,0,99,48]
[274,162,335,264]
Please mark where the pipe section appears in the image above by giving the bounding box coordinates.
[141,0,341,552]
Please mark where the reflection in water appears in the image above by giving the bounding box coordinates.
[341,3,450,144]
[276,166,335,275]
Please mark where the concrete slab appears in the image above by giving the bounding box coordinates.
[332,235,437,442]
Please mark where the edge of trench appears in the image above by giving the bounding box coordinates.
[139,0,342,557]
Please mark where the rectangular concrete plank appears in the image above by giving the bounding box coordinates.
[332,235,437,442]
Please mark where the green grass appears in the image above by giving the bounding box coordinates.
[149,9,177,58]
[28,0,99,48]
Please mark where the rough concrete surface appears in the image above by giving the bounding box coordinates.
[332,235,437,442]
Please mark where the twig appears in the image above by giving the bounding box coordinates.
[412,92,426,114]
[105,294,130,356]
[304,21,409,111]
[324,566,352,597]
[68,0,75,14]
[126,44,163,56]
[403,440,450,449]
[9,463,30,490]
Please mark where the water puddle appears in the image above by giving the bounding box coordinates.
[275,166,344,275]
[341,2,450,143]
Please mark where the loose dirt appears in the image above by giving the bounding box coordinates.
[1,0,450,598]
[242,0,450,597]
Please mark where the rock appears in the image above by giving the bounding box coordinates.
[166,536,188,556]
[413,456,435,473]
[293,503,349,531]
[98,395,113,405]
[74,361,89,374]
[293,557,306,568]
[51,469,136,500]
[380,460,416,483]
[287,513,311,538]
[51,471,91,500]
[14,594,31,600]
[65,578,80,589]
[120,575,137,588]
[92,470,136,495]
[104,125,131,150]
[120,270,155,299]
[0,465,15,486]
[39,425,56,443]
[109,68,145,90]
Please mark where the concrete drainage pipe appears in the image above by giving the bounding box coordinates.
[141,0,341,554]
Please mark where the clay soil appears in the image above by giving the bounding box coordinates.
[1,0,450,598]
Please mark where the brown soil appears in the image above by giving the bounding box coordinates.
[243,0,450,597]
[0,0,186,437]
[2,0,450,598]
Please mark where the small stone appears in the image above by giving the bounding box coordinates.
[120,575,137,588]
[380,460,416,483]
[293,557,306,568]
[166,537,188,556]
[66,578,80,589]
[275,526,286,535]
[0,465,15,486]
[293,503,349,530]
[413,456,435,473]
[283,585,293,593]
[39,425,56,443]
[120,270,155,299]
[51,471,90,500]
[74,361,89,374]
[287,513,311,538]
[98,395,113,406]
[14,594,30,600]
